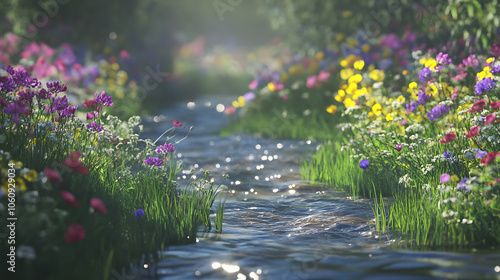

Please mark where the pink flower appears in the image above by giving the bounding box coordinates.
[490,101,500,110]
[282,95,289,101]
[120,50,130,59]
[249,80,258,90]
[306,76,317,88]
[469,99,487,113]
[44,168,62,184]
[485,114,496,125]
[63,152,89,174]
[274,83,284,91]
[317,70,330,82]
[60,190,79,207]
[440,132,456,144]
[440,173,450,184]
[224,106,236,115]
[465,126,480,138]
[480,152,500,165]
[64,224,85,244]
[91,198,108,214]
[399,119,407,126]
[173,120,182,127]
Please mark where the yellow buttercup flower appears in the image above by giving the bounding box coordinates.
[372,103,382,116]
[340,68,354,80]
[268,82,276,92]
[386,113,393,121]
[345,83,358,94]
[361,44,370,53]
[450,175,459,182]
[486,57,495,64]
[368,112,376,120]
[238,96,245,107]
[344,97,356,108]
[326,105,337,114]
[232,100,240,108]
[369,69,384,82]
[315,52,324,60]
[348,74,362,84]
[353,60,365,70]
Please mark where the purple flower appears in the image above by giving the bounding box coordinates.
[58,105,78,118]
[359,159,370,170]
[406,101,418,113]
[94,91,113,107]
[145,157,164,166]
[0,75,16,93]
[157,143,175,153]
[86,122,103,133]
[475,150,488,159]
[46,81,67,94]
[443,151,454,158]
[35,88,51,100]
[491,64,500,74]
[394,144,403,152]
[436,52,452,65]
[134,209,145,220]
[427,104,450,121]
[53,96,69,111]
[440,173,450,184]
[419,67,432,83]
[4,100,27,116]
[5,66,41,88]
[417,91,431,105]
[18,89,35,102]
[456,177,470,192]
[475,77,496,95]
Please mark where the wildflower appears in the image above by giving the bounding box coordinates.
[91,198,108,214]
[485,114,496,125]
[157,143,175,153]
[44,168,62,184]
[417,91,431,105]
[440,132,456,144]
[450,175,459,182]
[359,159,370,170]
[63,152,89,174]
[86,122,103,133]
[419,67,432,83]
[317,71,330,82]
[60,190,79,207]
[134,209,145,220]
[469,99,487,113]
[306,75,317,88]
[443,151,454,158]
[465,126,480,138]
[4,100,28,116]
[82,99,97,109]
[326,105,337,115]
[406,101,417,113]
[372,103,382,116]
[475,150,488,159]
[64,224,85,244]
[23,170,38,182]
[440,173,450,184]
[394,144,403,151]
[400,119,407,125]
[427,104,450,121]
[53,96,69,111]
[436,52,452,65]
[480,152,500,165]
[456,177,470,192]
[474,77,496,95]
[353,60,365,70]
[173,120,182,127]
[145,157,164,166]
[94,91,113,107]
[490,101,500,110]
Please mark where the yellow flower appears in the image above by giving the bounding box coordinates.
[477,67,493,81]
[315,52,324,60]
[345,83,358,94]
[426,83,438,97]
[368,112,376,120]
[348,74,362,84]
[450,175,459,182]
[348,39,358,48]
[353,60,365,70]
[340,59,349,68]
[326,105,337,114]
[238,96,245,107]
[340,68,354,80]
[372,103,382,116]
[112,63,120,71]
[344,97,356,108]
[396,95,406,103]
[424,58,438,70]
[386,113,393,121]
[334,94,344,102]
[232,100,240,108]
[342,10,352,18]
[15,178,27,192]
[24,170,38,182]
[267,82,276,92]
[369,69,384,82]
[281,73,289,82]
[402,70,409,75]
[486,57,495,64]
[361,44,370,53]
[336,33,345,43]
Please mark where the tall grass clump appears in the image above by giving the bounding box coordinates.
[0,65,226,279]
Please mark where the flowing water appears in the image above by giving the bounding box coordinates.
[136,96,500,280]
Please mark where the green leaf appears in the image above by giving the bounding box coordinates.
[467,5,474,17]
[451,6,458,19]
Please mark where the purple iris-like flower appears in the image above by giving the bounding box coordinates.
[491,65,500,74]
[86,122,103,133]
[0,75,16,93]
[475,77,497,95]
[436,52,452,65]
[427,104,450,121]
[394,144,403,152]
[134,209,145,219]
[456,177,470,192]
[406,101,418,113]
[443,151,454,158]
[4,100,28,116]
[417,91,431,105]
[18,89,35,102]
[5,66,41,88]
[35,88,51,100]
[145,157,164,166]
[475,150,488,159]
[419,67,432,83]
[359,159,370,170]
[58,105,78,118]
[46,81,67,94]
[94,91,113,107]
[157,143,175,153]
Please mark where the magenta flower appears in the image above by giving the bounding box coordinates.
[60,190,79,207]
[440,173,450,184]
[465,126,480,138]
[173,120,182,127]
[317,70,330,82]
[485,114,496,125]
[306,75,317,88]
[91,198,108,214]
[64,224,85,244]
[440,133,456,144]
[394,144,403,152]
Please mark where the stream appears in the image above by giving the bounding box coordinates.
[137,95,500,280]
